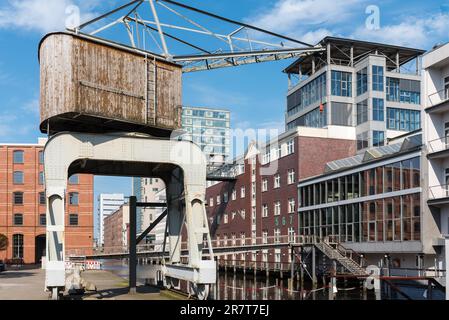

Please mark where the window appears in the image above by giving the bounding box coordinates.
[13,171,24,184]
[209,197,214,207]
[39,171,44,185]
[68,174,79,184]
[288,227,295,242]
[262,204,268,218]
[357,67,368,96]
[13,214,23,225]
[262,230,268,244]
[216,195,221,205]
[240,186,245,198]
[356,100,368,125]
[223,213,228,224]
[12,234,23,259]
[223,192,228,203]
[372,65,384,91]
[287,72,326,115]
[69,192,79,205]
[13,192,24,205]
[373,98,384,121]
[386,77,420,104]
[331,70,352,97]
[274,201,281,216]
[387,108,421,132]
[287,106,327,129]
[13,150,24,164]
[288,198,296,214]
[274,228,281,243]
[288,169,296,185]
[357,132,369,150]
[274,174,281,189]
[262,179,268,192]
[231,189,236,201]
[39,214,46,226]
[373,131,385,147]
[39,151,44,164]
[287,139,295,155]
[69,214,78,226]
[240,209,246,220]
[39,192,45,205]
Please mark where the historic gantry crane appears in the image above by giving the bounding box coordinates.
[40,0,325,299]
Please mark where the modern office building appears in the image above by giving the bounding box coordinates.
[422,41,449,279]
[0,138,94,264]
[298,133,425,268]
[181,106,231,163]
[98,193,125,246]
[284,37,425,151]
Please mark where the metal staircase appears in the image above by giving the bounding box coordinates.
[314,238,368,276]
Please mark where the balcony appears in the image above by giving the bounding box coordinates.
[427,88,449,114]
[428,184,449,207]
[427,137,449,159]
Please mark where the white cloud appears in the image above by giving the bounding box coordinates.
[247,0,364,43]
[0,0,99,33]
[21,98,39,115]
[352,13,449,48]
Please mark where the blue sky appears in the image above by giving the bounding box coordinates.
[1,0,449,238]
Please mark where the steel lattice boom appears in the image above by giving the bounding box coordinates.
[73,0,325,72]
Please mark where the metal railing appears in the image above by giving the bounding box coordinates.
[427,136,449,154]
[218,258,293,272]
[428,88,449,108]
[428,184,449,200]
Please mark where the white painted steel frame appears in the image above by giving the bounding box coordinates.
[44,132,216,296]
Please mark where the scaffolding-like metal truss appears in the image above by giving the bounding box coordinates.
[74,0,325,72]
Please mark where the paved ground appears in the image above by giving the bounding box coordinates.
[0,266,49,300]
[0,266,184,300]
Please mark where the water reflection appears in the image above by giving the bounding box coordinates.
[100,259,376,300]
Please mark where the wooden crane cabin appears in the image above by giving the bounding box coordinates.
[39,32,182,137]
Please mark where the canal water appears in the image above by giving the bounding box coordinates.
[100,259,378,300]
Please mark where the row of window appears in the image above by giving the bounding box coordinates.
[299,157,420,207]
[183,109,229,119]
[299,193,420,243]
[209,168,296,207]
[260,140,295,164]
[286,106,327,131]
[11,213,78,226]
[182,118,229,128]
[11,172,79,185]
[386,107,421,132]
[11,192,80,205]
[12,150,44,164]
[386,78,421,105]
[287,73,326,113]
[261,199,296,217]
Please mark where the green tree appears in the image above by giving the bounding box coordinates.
[0,234,8,251]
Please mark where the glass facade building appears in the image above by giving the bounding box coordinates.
[299,153,421,244]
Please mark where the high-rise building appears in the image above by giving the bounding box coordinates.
[284,37,425,151]
[98,193,125,246]
[181,106,231,163]
[0,138,94,263]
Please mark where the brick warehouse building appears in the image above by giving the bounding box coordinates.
[0,138,94,264]
[206,126,357,267]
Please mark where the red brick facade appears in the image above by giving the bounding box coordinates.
[0,143,94,264]
[206,132,356,266]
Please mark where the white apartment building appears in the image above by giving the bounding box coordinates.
[422,42,449,297]
[98,193,125,245]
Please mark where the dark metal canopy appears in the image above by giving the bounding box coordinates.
[284,36,426,75]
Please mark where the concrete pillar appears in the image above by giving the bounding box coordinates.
[350,46,354,67]
[312,57,316,74]
[327,43,331,65]
[396,52,400,73]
